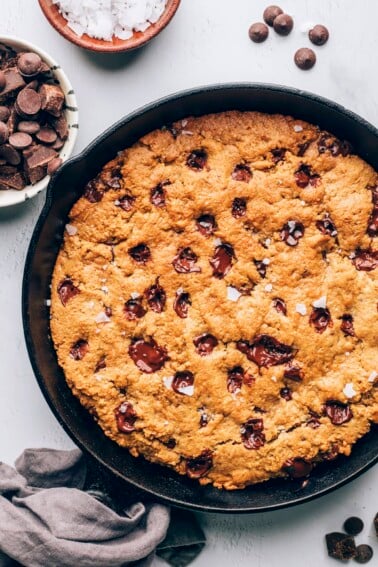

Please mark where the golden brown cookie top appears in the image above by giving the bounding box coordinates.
[51,111,378,489]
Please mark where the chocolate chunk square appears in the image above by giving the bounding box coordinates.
[326,532,357,560]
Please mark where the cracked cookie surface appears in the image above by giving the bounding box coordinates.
[50,111,378,490]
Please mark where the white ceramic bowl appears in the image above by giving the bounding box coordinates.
[0,36,78,208]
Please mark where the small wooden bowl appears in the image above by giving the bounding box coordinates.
[38,0,181,53]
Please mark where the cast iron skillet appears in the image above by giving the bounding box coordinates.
[22,84,378,513]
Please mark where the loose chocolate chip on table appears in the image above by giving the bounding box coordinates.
[249,22,269,43]
[16,88,42,116]
[273,13,294,36]
[172,370,194,394]
[351,248,378,271]
[17,52,42,76]
[115,402,137,433]
[52,137,64,151]
[324,400,353,425]
[355,545,374,564]
[9,132,32,150]
[374,512,378,537]
[237,334,295,367]
[309,307,333,333]
[193,333,218,356]
[232,163,252,182]
[280,387,292,401]
[280,220,305,246]
[241,418,265,449]
[36,126,57,145]
[0,122,9,144]
[145,278,166,313]
[273,297,287,315]
[173,290,191,318]
[325,532,357,561]
[340,314,355,337]
[173,247,201,273]
[232,197,247,218]
[196,213,217,236]
[70,339,89,361]
[128,338,168,373]
[209,242,235,278]
[0,106,10,122]
[17,120,40,134]
[57,278,80,306]
[124,297,146,320]
[309,24,329,46]
[186,450,213,479]
[186,148,207,170]
[343,516,364,536]
[294,48,316,70]
[47,157,62,175]
[282,457,313,478]
[128,243,151,264]
[263,5,283,26]
[0,71,5,91]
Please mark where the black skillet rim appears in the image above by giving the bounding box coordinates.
[22,83,378,513]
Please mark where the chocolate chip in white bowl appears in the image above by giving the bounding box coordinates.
[17,52,42,77]
[47,157,63,176]
[36,126,57,145]
[9,132,32,150]
[0,70,6,91]
[17,120,40,134]
[15,88,42,117]
[0,122,9,144]
[0,106,10,122]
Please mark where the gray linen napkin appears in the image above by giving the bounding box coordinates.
[0,449,205,567]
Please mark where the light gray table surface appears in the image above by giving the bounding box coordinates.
[0,1,377,565]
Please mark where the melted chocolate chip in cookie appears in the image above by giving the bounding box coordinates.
[128,338,168,373]
[232,197,247,218]
[57,278,80,306]
[124,297,146,320]
[280,387,292,401]
[94,357,106,373]
[324,401,353,425]
[227,366,244,394]
[309,307,333,333]
[271,148,286,163]
[70,339,89,360]
[209,242,235,278]
[115,402,137,433]
[280,220,305,246]
[241,418,265,449]
[196,214,217,236]
[173,290,191,318]
[186,149,208,170]
[84,180,103,203]
[273,297,287,315]
[145,278,166,313]
[318,133,352,157]
[193,333,218,356]
[128,243,151,264]
[351,248,378,271]
[316,214,338,237]
[282,457,313,478]
[173,247,201,273]
[117,194,135,212]
[254,259,267,278]
[150,180,170,207]
[237,334,295,367]
[294,164,320,188]
[172,371,194,394]
[186,449,213,478]
[284,363,304,382]
[367,184,378,236]
[340,314,355,337]
[231,163,252,182]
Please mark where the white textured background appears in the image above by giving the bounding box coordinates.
[0,1,377,565]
